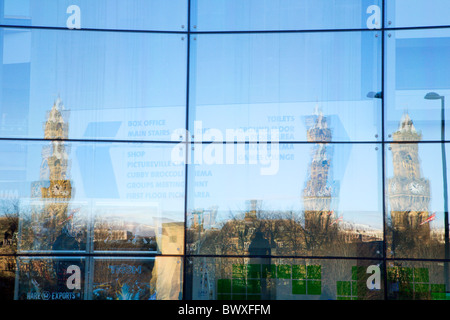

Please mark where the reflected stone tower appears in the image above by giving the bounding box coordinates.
[29,97,73,249]
[388,113,431,240]
[303,106,334,230]
[41,97,72,223]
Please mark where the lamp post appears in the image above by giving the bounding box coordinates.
[425,92,449,292]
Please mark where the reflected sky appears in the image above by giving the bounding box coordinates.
[2,0,188,31]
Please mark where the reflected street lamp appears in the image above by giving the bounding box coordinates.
[425,92,449,292]
[367,91,383,99]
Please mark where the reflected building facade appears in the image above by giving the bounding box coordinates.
[388,113,432,247]
[303,106,335,231]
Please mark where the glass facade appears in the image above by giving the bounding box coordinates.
[0,0,449,301]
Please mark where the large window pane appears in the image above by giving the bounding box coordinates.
[385,143,445,259]
[387,260,450,300]
[16,256,86,300]
[386,0,450,29]
[0,0,188,31]
[0,28,187,141]
[186,143,383,258]
[93,257,183,300]
[191,0,382,32]
[10,256,184,300]
[189,31,381,142]
[385,28,450,141]
[186,257,384,300]
[89,143,185,254]
[0,140,185,254]
[2,0,449,303]
[0,256,16,299]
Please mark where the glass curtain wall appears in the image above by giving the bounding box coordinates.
[0,0,449,301]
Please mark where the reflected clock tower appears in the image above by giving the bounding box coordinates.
[388,113,431,241]
[303,106,335,230]
[29,97,73,249]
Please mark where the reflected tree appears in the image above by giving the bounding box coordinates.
[0,199,20,250]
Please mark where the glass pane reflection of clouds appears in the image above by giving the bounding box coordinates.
[386,0,450,28]
[1,256,183,300]
[187,257,384,300]
[190,31,382,142]
[192,0,382,31]
[1,0,188,31]
[385,28,450,141]
[0,138,185,254]
[187,140,383,258]
[0,27,187,141]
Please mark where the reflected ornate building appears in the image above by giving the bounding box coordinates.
[191,207,218,233]
[28,97,73,250]
[15,98,81,300]
[303,106,335,230]
[388,113,431,242]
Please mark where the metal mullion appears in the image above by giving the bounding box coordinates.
[381,0,388,301]
[0,24,187,35]
[182,0,192,301]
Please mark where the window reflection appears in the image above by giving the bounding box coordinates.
[0,96,186,254]
[20,98,85,252]
[0,201,19,253]
[0,27,187,141]
[190,31,381,143]
[10,256,183,300]
[93,257,182,300]
[0,0,449,302]
[387,260,450,300]
[303,107,339,252]
[16,257,85,300]
[386,0,450,29]
[0,0,188,31]
[0,256,16,299]
[0,94,185,269]
[385,29,450,141]
[93,207,184,254]
[192,0,382,31]
[187,107,383,258]
[187,257,384,300]
[387,114,445,259]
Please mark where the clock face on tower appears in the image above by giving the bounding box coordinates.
[50,181,70,197]
[409,182,425,194]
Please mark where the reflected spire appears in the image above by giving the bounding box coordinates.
[307,104,331,142]
[392,111,421,143]
[313,102,321,116]
[44,97,69,140]
[398,112,418,134]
